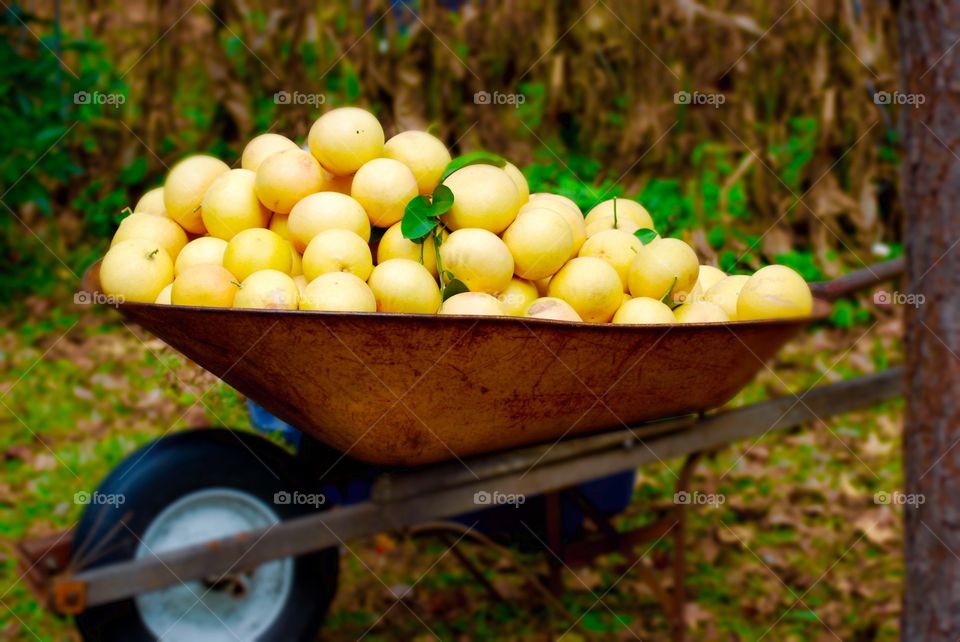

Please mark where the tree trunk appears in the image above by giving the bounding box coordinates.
[900,2,960,640]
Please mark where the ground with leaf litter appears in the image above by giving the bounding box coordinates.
[0,298,903,641]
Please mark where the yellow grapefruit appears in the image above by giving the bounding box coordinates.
[223,228,292,281]
[175,236,228,276]
[155,283,173,304]
[525,297,582,322]
[438,228,514,294]
[201,169,270,240]
[287,192,371,252]
[736,265,813,320]
[548,256,623,323]
[367,259,442,314]
[674,301,730,324]
[163,155,230,234]
[441,165,520,233]
[268,213,292,241]
[522,197,585,258]
[376,221,438,277]
[497,278,539,316]
[503,162,530,205]
[350,158,419,228]
[302,229,373,282]
[584,198,654,230]
[100,239,173,303]
[627,238,699,305]
[703,274,749,320]
[134,187,166,216]
[383,130,452,194]
[171,264,238,308]
[439,292,507,316]
[578,229,641,290]
[255,149,327,214]
[299,272,376,312]
[612,297,676,325]
[308,107,385,176]
[241,133,298,171]
[111,212,187,263]
[502,207,573,281]
[233,270,299,310]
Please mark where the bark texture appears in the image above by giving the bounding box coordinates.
[900,2,960,640]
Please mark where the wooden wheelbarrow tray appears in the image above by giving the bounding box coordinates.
[83,261,832,466]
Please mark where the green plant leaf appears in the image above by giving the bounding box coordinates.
[439,151,506,183]
[442,278,469,301]
[634,228,658,245]
[401,196,437,241]
[431,184,455,215]
[660,276,678,305]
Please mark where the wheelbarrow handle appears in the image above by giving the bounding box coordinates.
[809,256,905,301]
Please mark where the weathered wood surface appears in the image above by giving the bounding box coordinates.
[900,2,960,639]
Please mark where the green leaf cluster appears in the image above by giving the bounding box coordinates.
[400,152,506,300]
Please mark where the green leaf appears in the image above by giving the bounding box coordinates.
[431,184,455,215]
[442,278,469,301]
[401,196,437,241]
[634,228,658,245]
[439,151,506,183]
[660,276,678,305]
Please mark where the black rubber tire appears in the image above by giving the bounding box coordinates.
[73,428,339,642]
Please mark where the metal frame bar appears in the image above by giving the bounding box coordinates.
[45,367,902,614]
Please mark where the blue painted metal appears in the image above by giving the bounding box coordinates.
[247,400,636,536]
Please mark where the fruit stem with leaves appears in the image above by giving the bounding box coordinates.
[401,152,506,300]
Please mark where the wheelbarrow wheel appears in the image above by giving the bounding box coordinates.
[72,428,339,642]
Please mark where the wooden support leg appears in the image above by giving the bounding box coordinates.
[672,452,703,642]
[544,491,565,595]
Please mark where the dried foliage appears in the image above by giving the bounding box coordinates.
[16,0,902,276]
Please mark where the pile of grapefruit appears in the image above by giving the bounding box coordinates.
[98,107,813,324]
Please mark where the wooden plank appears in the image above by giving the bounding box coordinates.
[809,256,904,301]
[63,368,902,609]
[371,414,699,502]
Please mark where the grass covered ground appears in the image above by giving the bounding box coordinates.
[0,297,903,641]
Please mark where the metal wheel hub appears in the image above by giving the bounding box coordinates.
[134,488,293,641]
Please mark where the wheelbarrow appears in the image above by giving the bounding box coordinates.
[16,258,905,641]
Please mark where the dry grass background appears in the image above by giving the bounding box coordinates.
[24,0,903,274]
